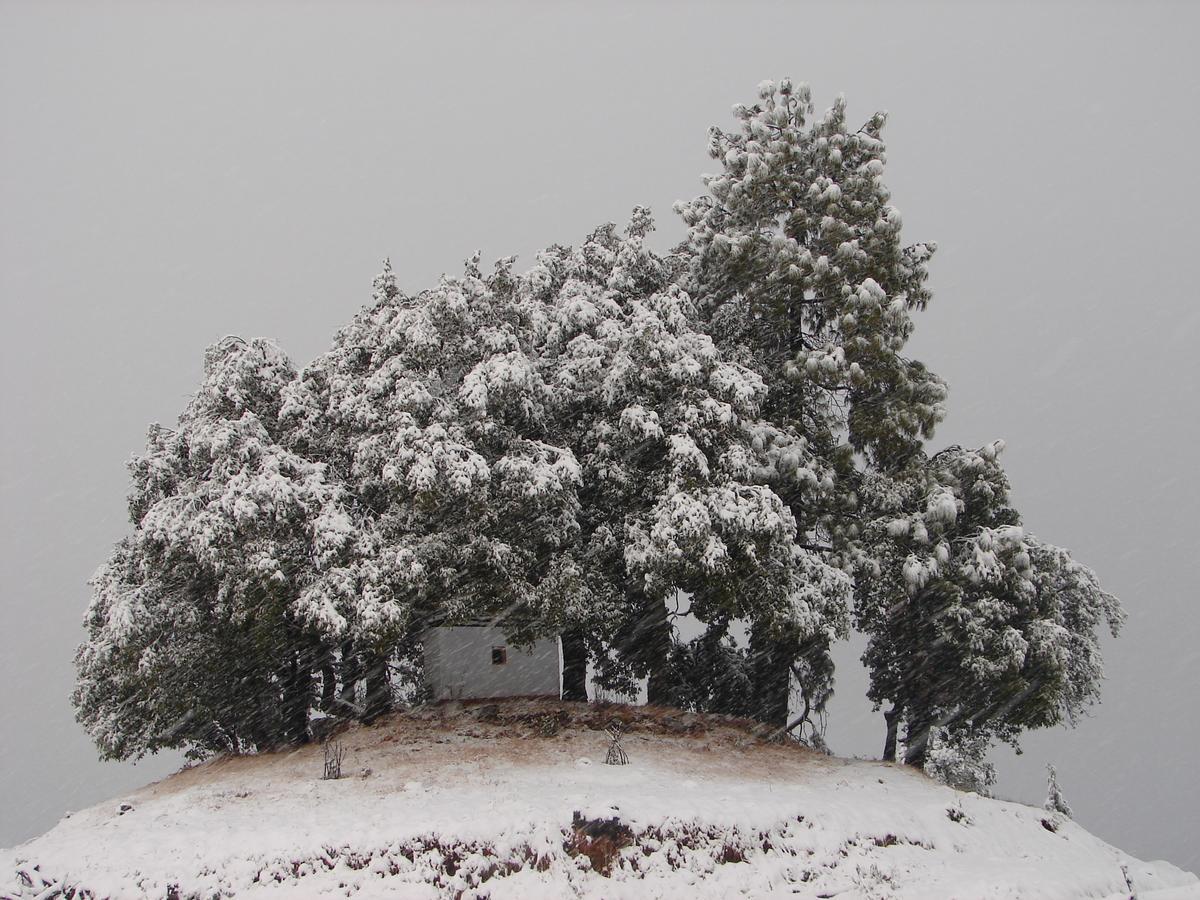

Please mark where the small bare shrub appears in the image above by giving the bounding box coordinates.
[604,721,629,766]
[719,843,746,863]
[323,739,346,780]
[946,803,971,824]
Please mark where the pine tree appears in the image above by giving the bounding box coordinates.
[677,79,1124,753]
[675,79,946,726]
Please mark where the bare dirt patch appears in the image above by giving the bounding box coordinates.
[133,699,832,802]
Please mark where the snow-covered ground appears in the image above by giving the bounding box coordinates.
[4,701,1195,899]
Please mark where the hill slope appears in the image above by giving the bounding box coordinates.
[4,701,1196,899]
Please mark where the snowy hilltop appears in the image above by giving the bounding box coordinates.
[4,701,1195,899]
[42,78,1183,898]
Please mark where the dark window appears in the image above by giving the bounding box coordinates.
[491,646,507,665]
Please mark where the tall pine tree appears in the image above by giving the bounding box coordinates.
[676,79,945,727]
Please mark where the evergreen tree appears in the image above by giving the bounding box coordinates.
[855,442,1125,766]
[676,79,946,726]
[282,253,585,689]
[528,210,849,706]
[75,339,355,758]
[678,79,1123,755]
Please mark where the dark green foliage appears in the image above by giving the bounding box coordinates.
[856,444,1123,765]
[660,625,756,719]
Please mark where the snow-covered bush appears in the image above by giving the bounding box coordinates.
[923,728,996,796]
[1045,764,1073,818]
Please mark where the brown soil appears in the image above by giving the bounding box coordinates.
[132,699,836,802]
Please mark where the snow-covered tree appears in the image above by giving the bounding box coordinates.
[677,79,1124,754]
[675,79,946,726]
[527,210,849,706]
[855,442,1125,766]
[1045,763,1073,818]
[282,252,586,708]
[676,79,945,467]
[75,339,357,757]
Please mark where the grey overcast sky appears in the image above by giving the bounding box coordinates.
[2,0,1198,875]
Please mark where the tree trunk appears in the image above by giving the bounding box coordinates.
[903,713,932,769]
[561,628,588,702]
[646,666,673,707]
[882,705,901,762]
[282,647,312,745]
[362,648,391,723]
[320,651,337,713]
[749,623,792,728]
[337,638,359,717]
[636,594,674,706]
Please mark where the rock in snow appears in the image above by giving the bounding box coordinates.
[3,701,1195,898]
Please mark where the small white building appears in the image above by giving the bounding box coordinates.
[421,625,561,701]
